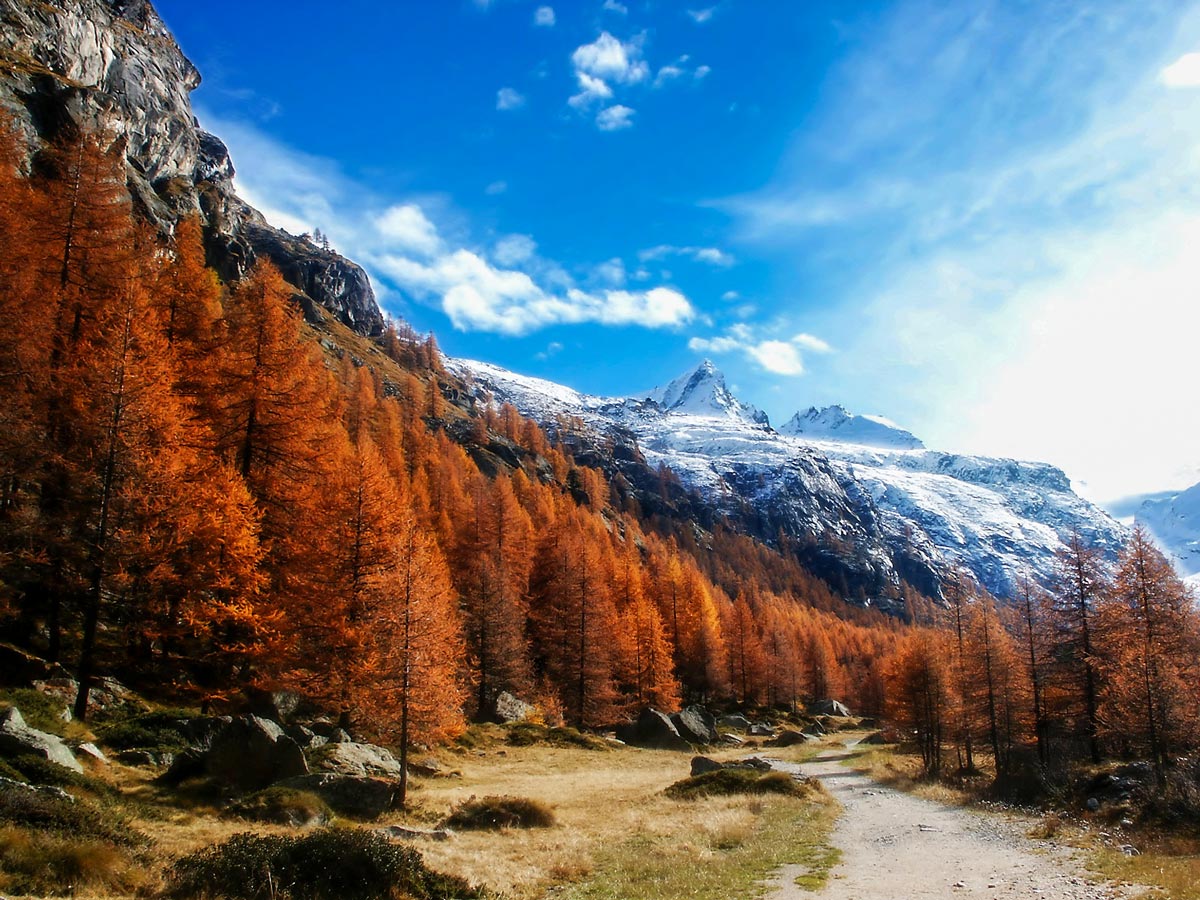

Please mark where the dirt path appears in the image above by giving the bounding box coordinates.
[764,745,1137,900]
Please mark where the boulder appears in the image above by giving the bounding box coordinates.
[690,756,724,777]
[116,749,161,767]
[671,706,718,745]
[719,733,746,746]
[204,715,308,791]
[0,643,70,685]
[748,723,776,737]
[690,756,774,777]
[313,742,403,778]
[76,742,108,764]
[247,689,301,724]
[0,706,83,773]
[718,714,751,731]
[275,773,398,819]
[407,757,442,778]
[328,727,353,744]
[493,691,535,724]
[861,730,891,745]
[0,775,75,805]
[810,699,852,718]
[771,729,814,747]
[616,709,691,751]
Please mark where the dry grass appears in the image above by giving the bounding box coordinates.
[391,741,834,899]
[1088,835,1200,900]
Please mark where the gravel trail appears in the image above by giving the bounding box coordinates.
[764,745,1139,900]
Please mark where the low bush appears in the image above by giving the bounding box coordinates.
[665,767,818,800]
[0,783,144,847]
[3,753,118,797]
[97,710,193,755]
[168,828,485,900]
[505,723,609,751]
[226,788,331,827]
[443,795,556,830]
[0,824,144,897]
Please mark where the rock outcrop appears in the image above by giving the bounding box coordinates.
[0,706,82,772]
[0,0,384,336]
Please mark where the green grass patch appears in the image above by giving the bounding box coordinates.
[0,689,71,737]
[560,795,837,900]
[96,709,194,755]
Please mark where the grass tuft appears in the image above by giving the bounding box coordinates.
[444,795,556,830]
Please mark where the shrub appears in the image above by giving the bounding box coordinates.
[505,723,609,751]
[4,754,118,797]
[664,767,818,800]
[0,824,144,897]
[443,795,556,830]
[168,828,485,900]
[97,710,193,755]
[0,757,29,782]
[226,788,331,827]
[0,783,144,848]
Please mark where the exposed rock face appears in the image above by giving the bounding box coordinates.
[276,773,398,819]
[0,0,384,336]
[0,706,83,772]
[671,706,718,745]
[616,708,691,751]
[203,715,309,791]
[313,742,404,779]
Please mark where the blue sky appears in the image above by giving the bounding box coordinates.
[156,0,1200,502]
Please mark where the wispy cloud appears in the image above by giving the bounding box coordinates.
[602,0,627,14]
[687,7,716,24]
[689,324,832,376]
[534,5,555,27]
[720,0,1200,498]
[595,104,635,131]
[198,110,696,338]
[496,87,526,110]
[640,244,735,266]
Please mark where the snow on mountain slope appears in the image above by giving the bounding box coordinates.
[1135,481,1200,588]
[448,357,1127,601]
[780,405,925,450]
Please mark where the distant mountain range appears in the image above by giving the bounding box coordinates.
[450,358,1129,606]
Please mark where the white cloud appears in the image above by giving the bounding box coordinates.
[496,87,526,110]
[688,326,830,376]
[493,234,537,266]
[1161,51,1200,87]
[602,0,628,14]
[378,248,694,334]
[654,65,684,87]
[199,110,691,341]
[536,341,564,360]
[569,71,614,108]
[640,244,735,266]
[688,7,715,23]
[694,64,711,80]
[594,257,627,285]
[596,104,635,131]
[534,5,556,26]
[748,341,804,376]
[721,290,740,301]
[572,31,648,85]
[792,333,833,354]
[375,204,442,256]
[485,180,508,195]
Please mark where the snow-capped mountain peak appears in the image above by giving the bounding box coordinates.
[780,405,925,450]
[644,360,770,426]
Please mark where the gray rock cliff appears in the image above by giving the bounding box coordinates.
[0,0,384,336]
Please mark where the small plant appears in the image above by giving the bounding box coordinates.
[226,788,331,827]
[97,710,193,755]
[664,767,819,800]
[443,795,556,830]
[168,828,485,900]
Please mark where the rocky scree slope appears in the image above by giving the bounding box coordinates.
[450,357,1128,605]
[0,0,383,336]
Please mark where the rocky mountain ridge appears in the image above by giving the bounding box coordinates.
[0,0,383,336]
[450,358,1128,605]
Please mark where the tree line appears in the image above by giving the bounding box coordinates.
[0,125,902,782]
